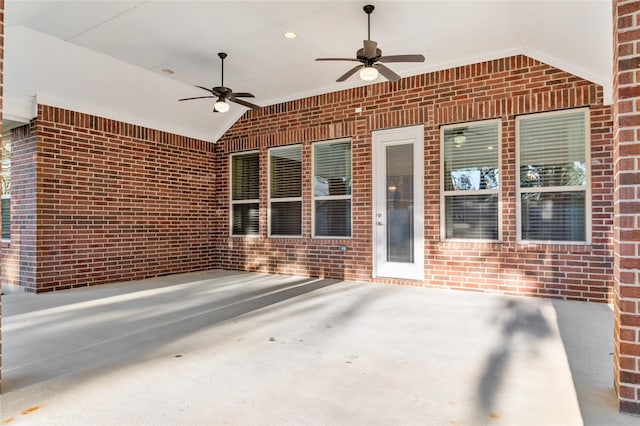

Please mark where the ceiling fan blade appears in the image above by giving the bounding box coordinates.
[178,96,216,101]
[375,64,401,82]
[363,40,378,58]
[230,98,261,109]
[378,54,426,63]
[336,65,362,82]
[316,58,360,62]
[229,92,255,98]
[195,85,215,94]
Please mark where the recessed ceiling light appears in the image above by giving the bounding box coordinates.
[487,146,494,150]
[284,32,297,39]
[161,68,175,75]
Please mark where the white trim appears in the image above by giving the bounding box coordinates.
[444,189,500,197]
[314,195,351,201]
[229,151,260,237]
[515,107,591,244]
[372,125,424,280]
[520,186,587,194]
[3,94,37,123]
[270,197,301,203]
[311,138,353,239]
[268,145,303,238]
[440,119,502,242]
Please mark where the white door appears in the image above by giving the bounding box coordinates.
[372,125,424,280]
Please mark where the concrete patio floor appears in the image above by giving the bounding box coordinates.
[0,270,637,425]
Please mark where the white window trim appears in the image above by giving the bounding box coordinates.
[515,107,591,245]
[268,145,303,238]
[229,150,260,237]
[312,138,353,239]
[440,119,502,242]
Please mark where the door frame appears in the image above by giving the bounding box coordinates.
[371,125,424,280]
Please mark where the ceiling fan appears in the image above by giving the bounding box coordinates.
[178,52,260,112]
[315,4,425,82]
[448,126,494,146]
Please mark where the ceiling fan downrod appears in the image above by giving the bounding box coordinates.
[364,4,374,41]
[218,52,227,87]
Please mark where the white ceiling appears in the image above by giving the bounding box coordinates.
[4,0,613,142]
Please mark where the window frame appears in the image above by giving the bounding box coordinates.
[515,107,591,245]
[440,119,503,242]
[311,138,353,239]
[1,195,9,242]
[268,144,303,238]
[2,131,10,243]
[229,150,260,237]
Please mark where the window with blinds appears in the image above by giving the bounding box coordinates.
[230,151,260,236]
[313,139,352,238]
[1,197,9,240]
[441,120,501,241]
[517,108,590,243]
[269,145,302,236]
[2,132,10,241]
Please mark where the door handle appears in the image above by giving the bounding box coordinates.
[377,221,384,226]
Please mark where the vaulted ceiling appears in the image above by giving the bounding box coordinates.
[4,1,613,142]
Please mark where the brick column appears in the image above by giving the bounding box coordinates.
[613,0,640,414]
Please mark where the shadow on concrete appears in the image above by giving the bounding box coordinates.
[476,299,552,418]
[3,273,345,393]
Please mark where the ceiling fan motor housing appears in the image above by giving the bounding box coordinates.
[356,47,382,64]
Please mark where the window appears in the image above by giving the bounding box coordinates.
[517,109,590,243]
[269,145,302,236]
[441,120,501,241]
[313,139,352,238]
[230,151,259,236]
[2,132,10,241]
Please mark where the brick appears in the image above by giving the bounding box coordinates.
[214,54,614,303]
[620,370,640,385]
[3,106,217,292]
[0,56,617,310]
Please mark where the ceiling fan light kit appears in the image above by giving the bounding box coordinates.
[359,66,379,81]
[315,4,425,83]
[178,52,260,113]
[214,98,230,112]
[453,134,466,144]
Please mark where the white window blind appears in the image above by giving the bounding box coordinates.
[269,145,302,236]
[230,152,259,236]
[313,139,352,238]
[517,109,589,243]
[441,120,500,241]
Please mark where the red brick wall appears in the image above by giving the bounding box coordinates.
[2,123,38,292]
[9,106,217,292]
[216,54,614,302]
[613,0,640,414]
